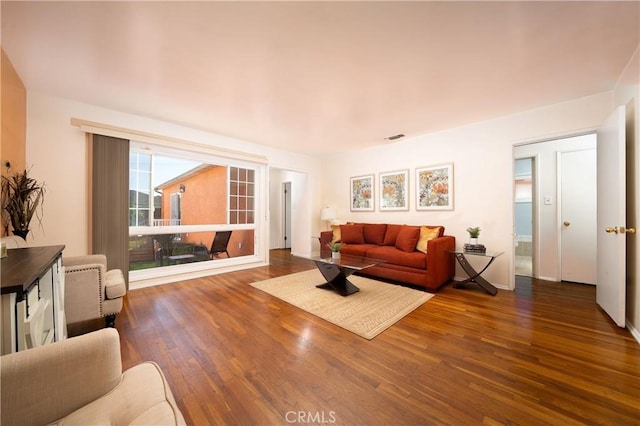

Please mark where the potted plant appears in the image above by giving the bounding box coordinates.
[1,169,45,240]
[327,241,344,261]
[466,226,481,245]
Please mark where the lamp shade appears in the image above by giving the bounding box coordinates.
[321,207,336,221]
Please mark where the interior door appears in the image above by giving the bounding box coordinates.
[560,149,597,284]
[596,106,626,327]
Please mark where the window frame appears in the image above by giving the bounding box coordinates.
[128,142,265,286]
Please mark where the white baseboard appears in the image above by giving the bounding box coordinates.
[626,321,640,345]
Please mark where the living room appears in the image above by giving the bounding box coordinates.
[2,2,640,424]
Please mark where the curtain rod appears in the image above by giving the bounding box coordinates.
[70,118,268,164]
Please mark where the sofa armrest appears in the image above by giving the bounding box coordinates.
[319,231,333,258]
[0,329,123,426]
[426,235,456,283]
[105,269,127,299]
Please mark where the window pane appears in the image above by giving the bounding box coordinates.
[151,157,227,226]
[138,153,151,170]
[138,210,150,226]
[227,167,255,229]
[129,230,255,271]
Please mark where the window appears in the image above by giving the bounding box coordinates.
[128,147,260,274]
[129,152,151,226]
[229,167,255,224]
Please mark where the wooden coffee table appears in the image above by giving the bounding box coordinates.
[308,254,384,296]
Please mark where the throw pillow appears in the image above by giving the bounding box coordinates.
[331,225,341,243]
[363,223,387,245]
[383,224,403,246]
[340,225,365,244]
[415,226,443,253]
[395,226,420,252]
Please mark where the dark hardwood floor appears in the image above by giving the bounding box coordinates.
[112,249,640,425]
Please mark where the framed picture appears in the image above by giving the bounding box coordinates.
[379,170,409,211]
[416,163,454,210]
[350,174,374,211]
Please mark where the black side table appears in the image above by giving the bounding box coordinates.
[450,250,503,295]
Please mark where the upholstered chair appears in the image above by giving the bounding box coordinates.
[1,235,28,248]
[63,255,126,328]
[1,328,186,426]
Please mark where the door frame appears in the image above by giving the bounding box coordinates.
[513,130,598,286]
[283,181,292,249]
[513,155,537,279]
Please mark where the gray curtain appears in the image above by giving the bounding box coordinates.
[92,134,129,288]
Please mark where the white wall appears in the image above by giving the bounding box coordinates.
[613,45,640,338]
[515,134,596,282]
[25,91,322,260]
[320,91,614,289]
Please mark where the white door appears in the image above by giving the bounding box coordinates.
[560,149,597,284]
[596,106,626,327]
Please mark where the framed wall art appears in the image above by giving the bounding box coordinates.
[379,170,409,211]
[350,174,374,211]
[416,163,453,210]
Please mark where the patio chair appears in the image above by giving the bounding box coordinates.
[210,231,232,259]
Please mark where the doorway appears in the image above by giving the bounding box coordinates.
[513,133,597,283]
[283,182,292,249]
[514,158,534,277]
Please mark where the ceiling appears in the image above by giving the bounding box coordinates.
[2,1,639,156]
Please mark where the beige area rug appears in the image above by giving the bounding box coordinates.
[249,269,433,339]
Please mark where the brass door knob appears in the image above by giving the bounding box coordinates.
[563,221,571,227]
[605,226,637,234]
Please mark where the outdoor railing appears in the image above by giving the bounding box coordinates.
[152,219,181,226]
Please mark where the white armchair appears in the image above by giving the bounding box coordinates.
[1,328,186,425]
[63,255,126,328]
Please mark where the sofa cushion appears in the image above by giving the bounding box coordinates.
[331,225,341,243]
[341,244,378,257]
[362,223,387,245]
[367,246,427,269]
[415,226,444,254]
[395,226,421,252]
[383,224,403,246]
[341,225,365,244]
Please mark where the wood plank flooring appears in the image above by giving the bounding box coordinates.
[114,249,640,425]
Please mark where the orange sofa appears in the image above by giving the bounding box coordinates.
[319,223,455,292]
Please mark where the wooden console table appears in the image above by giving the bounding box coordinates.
[1,245,66,354]
[450,250,503,296]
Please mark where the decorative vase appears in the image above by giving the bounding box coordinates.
[331,251,341,261]
[469,237,478,245]
[12,229,29,240]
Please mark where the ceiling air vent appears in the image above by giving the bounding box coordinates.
[385,134,405,141]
